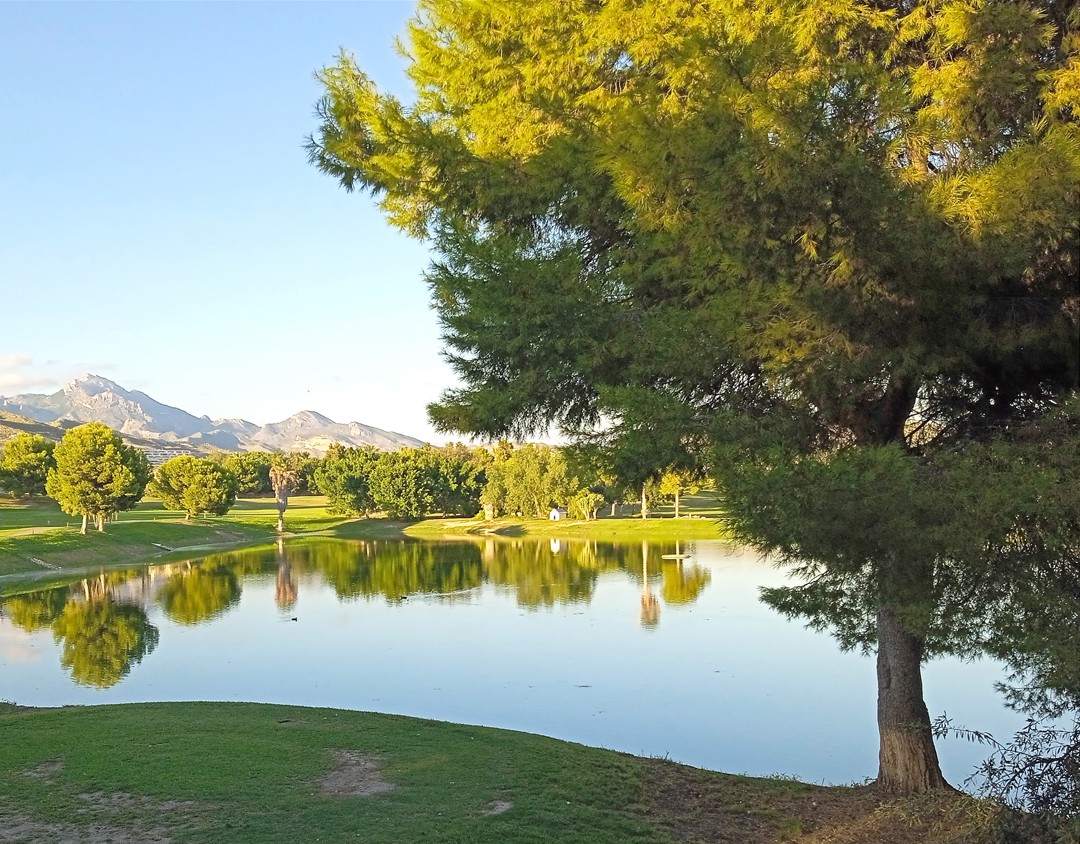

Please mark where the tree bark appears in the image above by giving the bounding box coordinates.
[876,603,951,793]
[80,513,88,535]
[641,484,648,519]
[674,490,681,519]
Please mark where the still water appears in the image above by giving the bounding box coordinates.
[0,537,1025,786]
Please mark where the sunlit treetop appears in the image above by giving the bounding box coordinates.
[311,0,1078,447]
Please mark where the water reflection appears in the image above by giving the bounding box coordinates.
[274,538,297,611]
[7,573,160,689]
[2,538,713,687]
[158,561,240,626]
[640,541,659,628]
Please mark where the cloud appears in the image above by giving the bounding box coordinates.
[0,354,33,369]
[0,622,44,665]
[0,355,56,393]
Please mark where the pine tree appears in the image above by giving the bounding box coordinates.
[310,0,1080,793]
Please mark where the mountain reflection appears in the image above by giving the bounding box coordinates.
[1,538,712,688]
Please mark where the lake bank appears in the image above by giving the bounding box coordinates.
[0,495,726,594]
[0,701,993,844]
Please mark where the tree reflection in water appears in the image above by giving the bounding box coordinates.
[640,541,660,628]
[5,572,159,689]
[275,537,297,611]
[157,561,241,626]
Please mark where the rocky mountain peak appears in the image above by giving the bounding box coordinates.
[65,373,125,397]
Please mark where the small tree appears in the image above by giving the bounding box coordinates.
[151,456,238,520]
[45,423,149,533]
[0,433,55,498]
[656,467,703,519]
[569,488,604,520]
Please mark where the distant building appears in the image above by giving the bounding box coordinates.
[141,446,201,467]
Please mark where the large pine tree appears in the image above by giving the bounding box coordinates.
[310,0,1080,793]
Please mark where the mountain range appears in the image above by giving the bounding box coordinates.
[0,375,425,455]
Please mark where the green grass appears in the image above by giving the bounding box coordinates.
[398,515,725,541]
[0,702,666,844]
[0,702,996,844]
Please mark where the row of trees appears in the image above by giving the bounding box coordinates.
[2,425,706,531]
[0,425,286,532]
[315,440,705,521]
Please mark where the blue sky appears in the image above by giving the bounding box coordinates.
[1,1,458,442]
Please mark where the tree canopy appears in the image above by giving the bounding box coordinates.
[0,433,55,498]
[45,423,151,533]
[151,455,239,520]
[311,0,1080,795]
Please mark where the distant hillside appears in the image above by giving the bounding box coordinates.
[0,410,67,443]
[0,375,425,455]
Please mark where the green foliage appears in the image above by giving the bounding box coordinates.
[368,448,440,520]
[151,456,239,519]
[431,443,488,516]
[569,488,605,520]
[482,444,580,518]
[0,434,55,498]
[45,423,150,531]
[317,445,486,520]
[312,444,381,515]
[655,468,703,517]
[215,452,273,496]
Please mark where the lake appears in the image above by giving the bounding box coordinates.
[0,537,1025,786]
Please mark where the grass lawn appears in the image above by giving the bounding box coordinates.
[0,702,995,844]
[397,513,725,541]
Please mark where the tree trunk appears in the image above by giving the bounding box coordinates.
[674,490,680,519]
[80,513,88,535]
[611,502,617,517]
[641,484,647,519]
[96,513,105,532]
[876,604,951,793]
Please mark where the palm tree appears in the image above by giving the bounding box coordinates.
[269,462,299,533]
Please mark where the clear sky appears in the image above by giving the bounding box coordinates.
[1,1,458,442]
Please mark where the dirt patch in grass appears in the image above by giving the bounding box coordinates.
[77,791,201,814]
[0,797,175,844]
[4,774,203,843]
[20,758,63,781]
[637,759,994,844]
[0,816,174,844]
[484,799,513,816]
[319,750,395,797]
